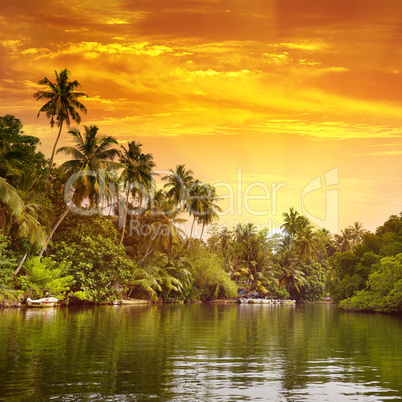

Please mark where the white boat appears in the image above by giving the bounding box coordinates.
[27,296,58,308]
[280,299,296,305]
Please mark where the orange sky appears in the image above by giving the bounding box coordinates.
[2,0,402,234]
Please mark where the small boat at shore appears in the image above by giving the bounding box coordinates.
[238,298,296,305]
[27,296,58,308]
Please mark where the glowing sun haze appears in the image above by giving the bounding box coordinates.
[2,0,402,233]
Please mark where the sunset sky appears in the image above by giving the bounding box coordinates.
[2,0,402,235]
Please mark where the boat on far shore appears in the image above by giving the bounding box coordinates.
[27,296,58,308]
[237,298,296,305]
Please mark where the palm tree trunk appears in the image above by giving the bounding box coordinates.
[197,222,206,254]
[137,243,157,265]
[187,216,196,250]
[119,188,130,245]
[13,253,28,277]
[48,121,64,173]
[38,202,72,259]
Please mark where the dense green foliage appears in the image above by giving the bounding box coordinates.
[0,110,331,304]
[20,257,75,299]
[1,71,399,311]
[0,235,17,287]
[330,214,402,313]
[339,254,402,313]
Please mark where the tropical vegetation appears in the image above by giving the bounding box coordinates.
[1,69,401,313]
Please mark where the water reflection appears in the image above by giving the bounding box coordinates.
[0,304,402,400]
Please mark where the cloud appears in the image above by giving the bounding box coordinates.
[253,120,402,140]
[366,150,402,156]
[170,67,254,81]
[17,41,173,59]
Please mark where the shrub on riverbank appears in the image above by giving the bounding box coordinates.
[339,254,402,313]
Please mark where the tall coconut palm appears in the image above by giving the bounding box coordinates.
[162,164,194,209]
[281,207,306,246]
[348,221,366,245]
[119,141,155,245]
[234,222,257,244]
[33,69,88,171]
[218,227,232,250]
[38,125,119,258]
[334,228,355,252]
[197,184,221,252]
[185,180,209,249]
[295,226,320,262]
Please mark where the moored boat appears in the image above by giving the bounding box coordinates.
[280,299,296,305]
[27,296,58,308]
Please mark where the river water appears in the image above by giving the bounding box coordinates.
[1,304,402,401]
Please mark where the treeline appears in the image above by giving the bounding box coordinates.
[0,109,361,305]
[1,69,401,312]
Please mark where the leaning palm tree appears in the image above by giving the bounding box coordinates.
[33,69,88,171]
[119,141,155,245]
[38,125,119,258]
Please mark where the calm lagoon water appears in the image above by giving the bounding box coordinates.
[1,304,402,401]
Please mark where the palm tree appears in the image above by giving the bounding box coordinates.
[38,125,119,258]
[0,177,23,234]
[234,222,257,244]
[162,164,194,208]
[185,180,209,249]
[276,250,306,292]
[119,141,155,245]
[281,208,305,245]
[334,228,355,252]
[33,69,88,171]
[136,192,186,263]
[128,252,186,301]
[348,221,366,245]
[0,177,47,245]
[197,184,221,252]
[218,227,232,250]
[295,225,320,262]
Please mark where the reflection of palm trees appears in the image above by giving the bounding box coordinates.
[33,69,88,171]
